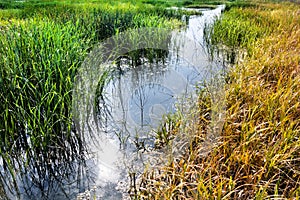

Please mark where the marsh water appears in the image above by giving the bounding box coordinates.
[0,5,225,200]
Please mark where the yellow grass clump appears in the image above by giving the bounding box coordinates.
[139,2,300,199]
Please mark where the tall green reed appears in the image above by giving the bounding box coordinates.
[0,17,94,197]
[0,18,91,159]
[0,3,184,196]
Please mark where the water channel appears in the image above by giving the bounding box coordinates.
[0,5,225,200]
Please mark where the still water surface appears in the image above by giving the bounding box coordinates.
[0,5,225,200]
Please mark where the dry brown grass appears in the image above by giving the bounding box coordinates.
[138,2,300,199]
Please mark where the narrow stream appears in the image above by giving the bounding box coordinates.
[0,5,225,200]
[77,5,225,199]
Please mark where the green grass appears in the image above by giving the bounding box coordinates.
[3,0,298,198]
[0,0,185,195]
[0,17,89,184]
[185,4,218,9]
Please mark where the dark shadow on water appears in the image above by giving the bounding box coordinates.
[0,130,94,200]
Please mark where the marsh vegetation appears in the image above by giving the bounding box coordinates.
[138,1,300,199]
[0,1,189,198]
[0,0,299,199]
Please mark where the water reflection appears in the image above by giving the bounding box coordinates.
[89,6,226,199]
[0,137,92,200]
[0,5,226,200]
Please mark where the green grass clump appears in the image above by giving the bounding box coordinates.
[0,1,184,195]
[185,4,218,9]
[0,17,90,170]
[208,4,279,51]
[139,1,300,199]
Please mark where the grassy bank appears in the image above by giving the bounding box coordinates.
[0,1,185,196]
[139,1,300,199]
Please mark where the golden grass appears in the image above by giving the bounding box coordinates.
[138,2,300,199]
